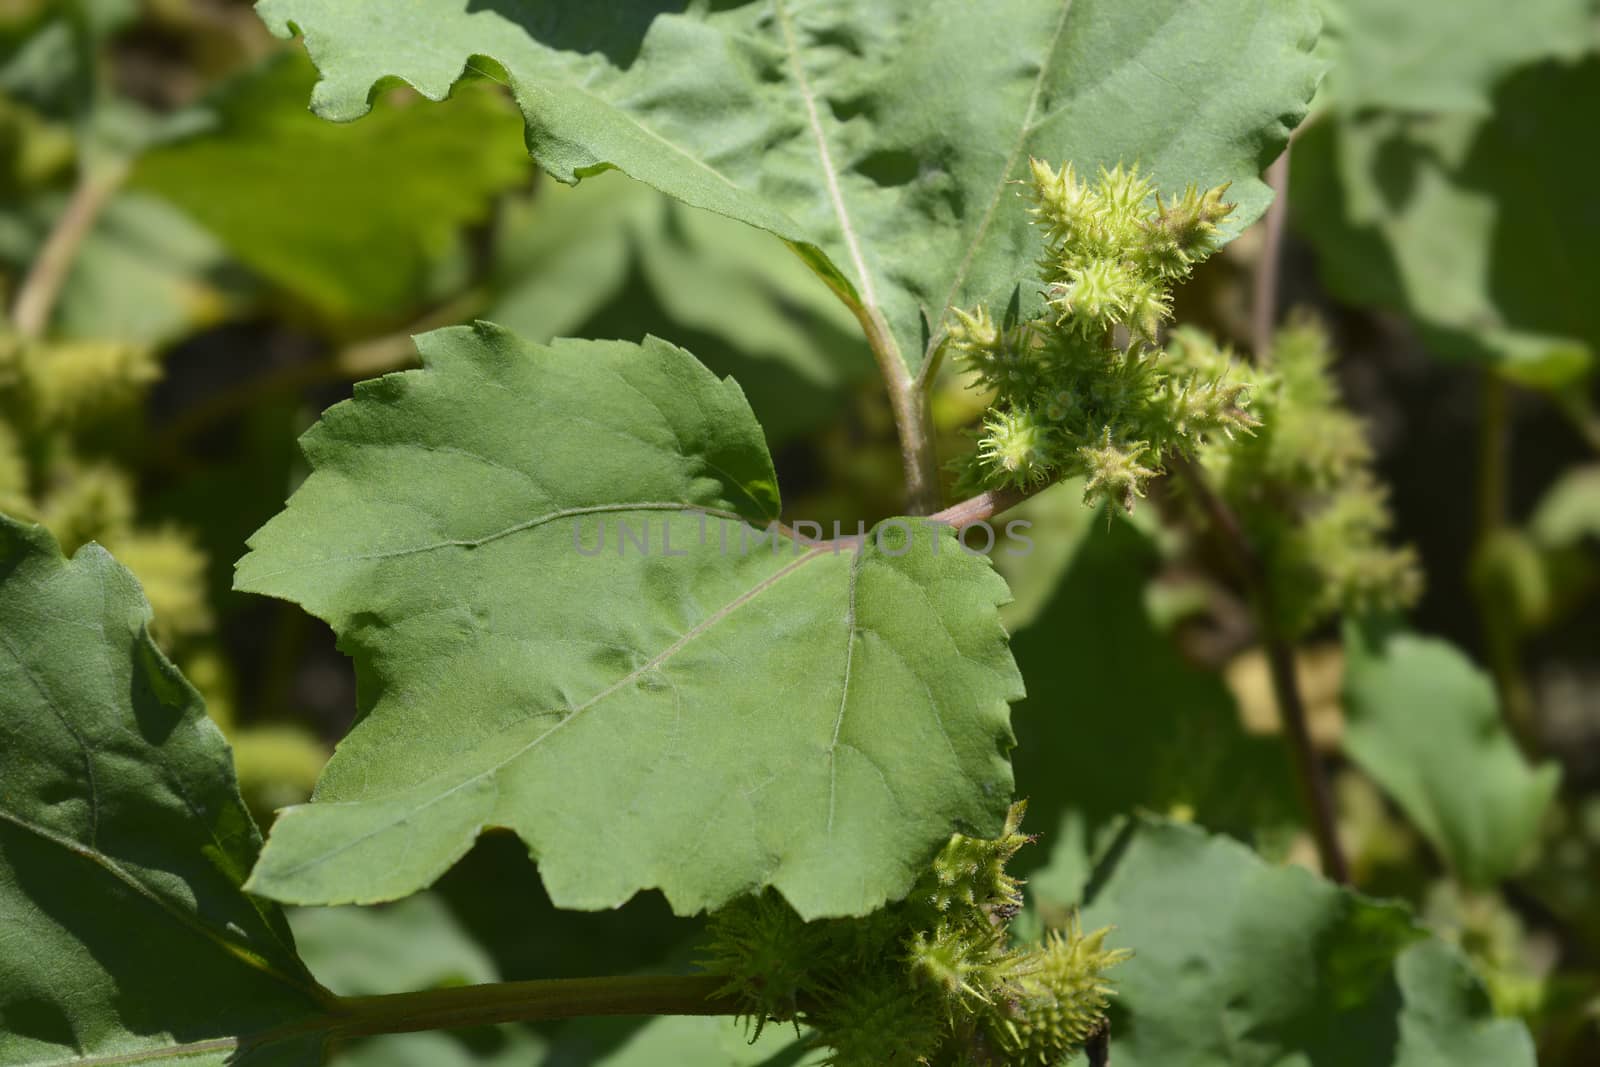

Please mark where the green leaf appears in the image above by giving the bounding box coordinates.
[235,322,1021,918]
[488,174,874,446]
[1341,622,1560,887]
[1079,817,1538,1066]
[1316,0,1594,114]
[288,894,498,997]
[546,1016,820,1067]
[1530,463,1600,549]
[0,515,328,1066]
[1009,510,1298,877]
[255,0,1322,373]
[130,52,529,322]
[1292,57,1600,387]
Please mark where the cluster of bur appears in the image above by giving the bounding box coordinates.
[702,803,1128,1066]
[1173,318,1422,635]
[950,160,1255,510]
[0,335,208,636]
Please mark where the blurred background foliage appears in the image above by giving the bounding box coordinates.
[2,0,1599,1063]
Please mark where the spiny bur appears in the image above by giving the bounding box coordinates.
[1173,317,1422,635]
[702,803,1129,1066]
[949,160,1252,511]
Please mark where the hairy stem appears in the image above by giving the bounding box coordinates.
[845,294,941,516]
[930,483,1036,527]
[1174,456,1350,884]
[791,244,942,515]
[1251,151,1290,363]
[325,975,739,1038]
[10,162,128,340]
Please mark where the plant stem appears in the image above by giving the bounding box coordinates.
[1251,151,1290,363]
[1474,372,1538,750]
[10,162,128,340]
[930,483,1035,527]
[1173,455,1350,884]
[850,298,940,516]
[1261,623,1349,884]
[792,245,942,516]
[327,975,739,1038]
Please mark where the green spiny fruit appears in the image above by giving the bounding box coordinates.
[977,408,1055,489]
[811,970,944,1067]
[918,801,1030,918]
[990,921,1131,1064]
[18,339,159,426]
[1079,432,1158,513]
[952,160,1248,510]
[702,803,1128,1066]
[701,889,818,1035]
[1187,314,1422,635]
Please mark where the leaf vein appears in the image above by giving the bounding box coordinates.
[934,0,1075,345]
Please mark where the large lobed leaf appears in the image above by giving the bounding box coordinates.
[0,516,327,1066]
[254,0,1323,374]
[235,323,1021,918]
[1342,621,1559,888]
[1078,817,1538,1066]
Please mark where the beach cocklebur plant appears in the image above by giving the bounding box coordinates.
[0,2,1551,1066]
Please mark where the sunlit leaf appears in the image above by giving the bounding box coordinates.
[236,323,1021,918]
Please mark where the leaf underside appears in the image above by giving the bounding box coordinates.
[235,323,1021,919]
[255,0,1323,374]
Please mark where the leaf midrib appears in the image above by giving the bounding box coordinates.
[0,807,319,997]
[13,1037,242,1067]
[772,0,899,366]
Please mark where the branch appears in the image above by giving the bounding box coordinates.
[1250,151,1290,363]
[1474,372,1538,750]
[10,162,127,340]
[326,974,740,1039]
[1172,455,1350,884]
[930,483,1038,527]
